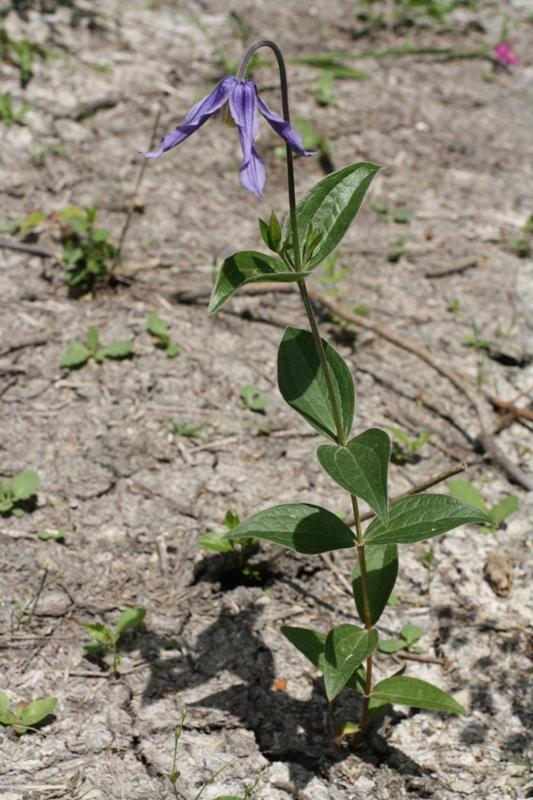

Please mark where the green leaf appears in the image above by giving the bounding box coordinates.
[83,641,105,655]
[378,639,406,654]
[364,494,494,545]
[199,531,235,553]
[8,470,39,501]
[91,228,110,243]
[223,503,356,554]
[367,696,390,724]
[20,210,45,233]
[401,624,422,645]
[0,691,10,713]
[37,527,65,542]
[96,340,135,361]
[490,494,518,527]
[147,313,168,338]
[16,697,57,728]
[208,251,299,314]
[115,607,146,636]
[258,217,278,253]
[371,676,466,714]
[225,510,240,530]
[84,622,112,644]
[289,55,370,80]
[317,428,390,524]
[324,625,378,700]
[269,210,282,251]
[352,544,398,626]
[87,326,99,353]
[166,341,180,358]
[281,626,327,671]
[60,341,91,368]
[11,508,24,517]
[447,479,487,514]
[283,163,381,270]
[277,327,354,442]
[388,426,411,447]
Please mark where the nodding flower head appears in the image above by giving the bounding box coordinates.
[493,39,518,68]
[141,76,315,198]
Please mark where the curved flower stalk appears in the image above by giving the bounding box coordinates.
[141,75,315,198]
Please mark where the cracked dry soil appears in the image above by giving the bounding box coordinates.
[1,1,533,798]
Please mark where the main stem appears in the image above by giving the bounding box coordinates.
[238,40,375,742]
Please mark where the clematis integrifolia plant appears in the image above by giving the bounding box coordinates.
[143,39,492,746]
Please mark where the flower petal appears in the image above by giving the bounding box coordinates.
[257,96,315,157]
[229,79,265,198]
[141,76,237,158]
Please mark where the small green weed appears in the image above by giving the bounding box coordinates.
[448,479,518,533]
[170,418,208,443]
[0,691,57,735]
[0,28,52,86]
[0,470,39,517]
[199,510,260,579]
[389,427,431,463]
[316,249,353,299]
[463,321,488,393]
[12,566,56,632]
[388,234,409,262]
[419,546,435,586]
[84,607,146,673]
[372,199,413,224]
[507,213,532,258]
[0,210,45,235]
[447,298,461,313]
[240,385,268,412]
[378,624,423,655]
[37,527,65,542]
[57,204,117,291]
[60,326,134,369]
[170,709,260,800]
[147,313,180,358]
[0,91,33,125]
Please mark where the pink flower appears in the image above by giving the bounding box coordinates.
[493,39,518,67]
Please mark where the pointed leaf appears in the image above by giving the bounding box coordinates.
[378,639,406,654]
[317,428,390,524]
[258,218,278,253]
[352,544,398,626]
[223,503,356,554]
[115,607,146,636]
[270,210,282,251]
[84,622,112,644]
[166,341,180,358]
[199,531,235,553]
[364,494,494,545]
[324,625,378,700]
[281,626,366,692]
[401,625,422,645]
[489,494,518,527]
[372,676,466,714]
[8,470,39,501]
[283,163,381,270]
[17,697,57,727]
[281,626,327,671]
[278,327,354,442]
[0,691,10,713]
[447,479,488,514]
[208,251,299,314]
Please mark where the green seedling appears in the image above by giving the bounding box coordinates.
[60,326,134,369]
[199,510,260,579]
[0,91,33,125]
[419,546,435,586]
[447,298,461,313]
[0,210,45,235]
[316,249,353,299]
[388,427,431,463]
[0,470,38,517]
[353,303,370,316]
[12,566,56,632]
[170,709,260,800]
[170,417,208,443]
[240,385,268,413]
[388,234,409,262]
[507,213,532,258]
[37,527,65,542]
[372,199,413,224]
[463,321,488,393]
[313,69,340,107]
[0,28,52,86]
[448,479,519,533]
[84,607,146,673]
[0,691,57,735]
[378,624,424,654]
[147,313,180,358]
[57,204,117,291]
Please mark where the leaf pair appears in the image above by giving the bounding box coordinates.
[208,162,382,314]
[84,607,146,671]
[0,690,57,735]
[147,313,180,358]
[60,326,134,368]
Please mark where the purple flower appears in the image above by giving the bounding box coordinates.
[493,39,518,67]
[141,76,315,198]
